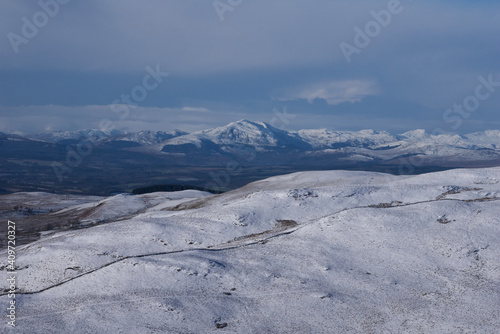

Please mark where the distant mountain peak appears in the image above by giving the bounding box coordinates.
[227,119,270,129]
[401,129,428,139]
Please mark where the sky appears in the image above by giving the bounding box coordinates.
[0,0,499,134]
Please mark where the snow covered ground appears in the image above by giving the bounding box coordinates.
[1,168,499,333]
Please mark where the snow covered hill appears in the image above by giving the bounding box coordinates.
[296,128,398,149]
[28,129,188,146]
[16,121,500,165]
[29,129,125,143]
[1,167,499,333]
[155,120,500,166]
[296,127,500,162]
[149,120,500,163]
[112,130,188,146]
[160,120,309,155]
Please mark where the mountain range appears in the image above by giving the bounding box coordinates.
[12,119,500,163]
[1,120,500,195]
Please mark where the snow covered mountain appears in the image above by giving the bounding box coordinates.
[295,127,500,161]
[296,128,398,149]
[160,120,309,155]
[157,120,500,164]
[29,129,125,143]
[1,167,499,332]
[14,121,500,166]
[28,129,187,146]
[112,129,187,146]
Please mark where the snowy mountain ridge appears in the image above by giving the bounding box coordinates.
[161,120,308,153]
[23,120,500,149]
[1,167,499,332]
[28,128,187,145]
[157,120,500,162]
[29,129,125,143]
[14,120,500,164]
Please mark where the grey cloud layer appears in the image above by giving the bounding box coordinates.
[1,0,499,133]
[3,1,498,74]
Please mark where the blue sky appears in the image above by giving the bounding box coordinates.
[0,0,499,134]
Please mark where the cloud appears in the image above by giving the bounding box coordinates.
[1,1,499,134]
[274,80,381,105]
[2,103,496,136]
[0,0,346,74]
[181,107,210,112]
[1,1,498,76]
[0,105,242,134]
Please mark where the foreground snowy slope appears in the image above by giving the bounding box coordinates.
[1,168,499,333]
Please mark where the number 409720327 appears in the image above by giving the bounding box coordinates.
[7,220,16,271]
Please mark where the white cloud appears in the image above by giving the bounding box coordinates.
[181,107,210,112]
[0,105,240,134]
[275,80,381,105]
